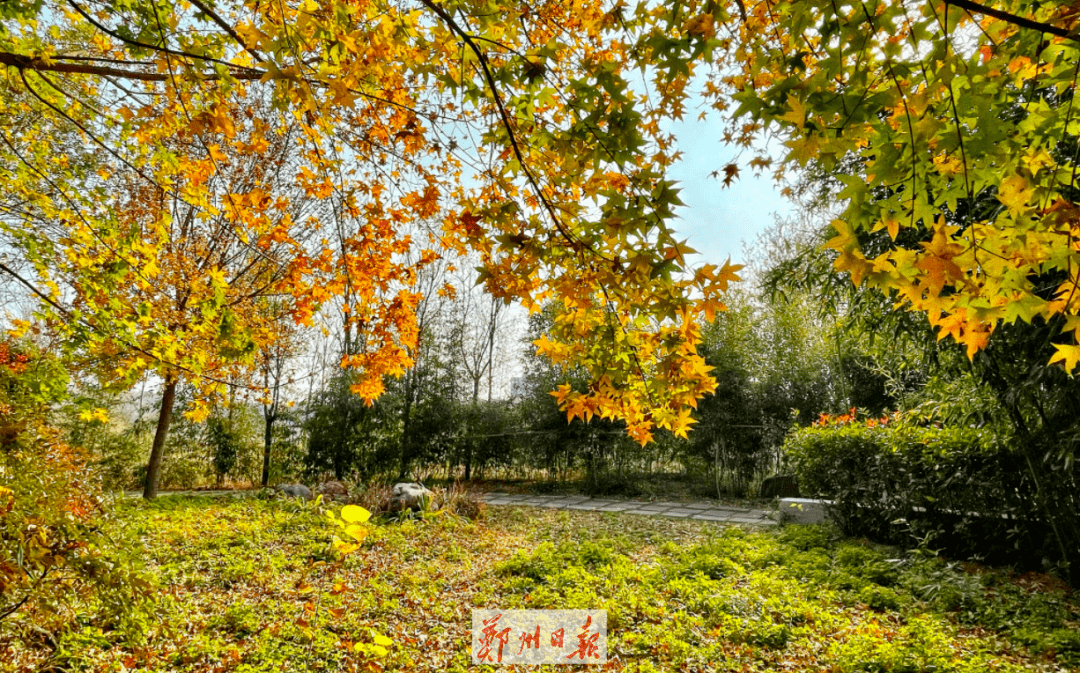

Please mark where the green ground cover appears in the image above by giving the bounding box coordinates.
[12,495,1080,673]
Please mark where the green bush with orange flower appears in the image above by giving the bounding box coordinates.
[785,413,1077,579]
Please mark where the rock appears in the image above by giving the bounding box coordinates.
[390,482,432,512]
[778,498,834,525]
[760,474,800,499]
[317,480,349,502]
[276,483,313,500]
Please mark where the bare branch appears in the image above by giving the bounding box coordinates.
[0,51,261,81]
[945,0,1080,43]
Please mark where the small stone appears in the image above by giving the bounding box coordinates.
[317,480,349,502]
[276,483,313,501]
[390,482,433,512]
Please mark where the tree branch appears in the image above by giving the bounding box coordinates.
[944,0,1080,43]
[187,0,267,64]
[0,261,262,391]
[0,51,261,81]
[417,0,607,261]
[65,0,257,72]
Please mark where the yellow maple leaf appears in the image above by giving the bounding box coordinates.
[872,217,901,241]
[825,219,858,253]
[671,408,697,439]
[1007,56,1039,81]
[1022,147,1055,175]
[715,259,743,291]
[961,326,992,360]
[700,297,727,322]
[1049,343,1080,373]
[684,13,715,38]
[78,407,109,424]
[780,96,806,130]
[931,152,963,177]
[997,174,1035,216]
[785,134,821,166]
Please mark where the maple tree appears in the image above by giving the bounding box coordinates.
[0,0,742,484]
[1,84,380,497]
[672,0,1080,372]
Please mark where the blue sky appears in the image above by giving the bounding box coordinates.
[661,110,791,270]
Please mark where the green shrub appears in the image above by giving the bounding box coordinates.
[835,544,899,586]
[778,524,836,551]
[0,340,155,653]
[828,614,1009,673]
[784,422,1075,574]
[1044,628,1080,667]
[496,538,622,583]
[679,552,745,581]
[857,584,902,611]
[222,602,260,635]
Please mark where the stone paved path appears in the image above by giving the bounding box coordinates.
[124,490,776,526]
[482,492,776,526]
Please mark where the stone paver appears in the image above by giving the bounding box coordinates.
[691,513,731,521]
[483,492,774,526]
[695,509,733,518]
[658,509,699,517]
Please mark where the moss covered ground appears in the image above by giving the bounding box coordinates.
[23,495,1080,672]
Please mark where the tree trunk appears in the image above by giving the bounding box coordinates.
[142,379,178,499]
[399,390,413,479]
[261,412,274,487]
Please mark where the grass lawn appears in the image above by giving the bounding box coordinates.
[18,495,1080,672]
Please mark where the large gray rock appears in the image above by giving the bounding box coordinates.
[760,474,800,499]
[778,498,834,525]
[317,480,349,502]
[276,483,313,500]
[390,482,432,512]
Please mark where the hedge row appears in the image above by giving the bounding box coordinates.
[785,423,1078,578]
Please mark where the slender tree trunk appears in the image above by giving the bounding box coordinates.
[487,325,494,403]
[400,377,414,480]
[143,379,178,499]
[261,412,274,487]
[486,297,499,402]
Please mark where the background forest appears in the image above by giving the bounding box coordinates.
[10,162,1076,529]
[8,204,875,499]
